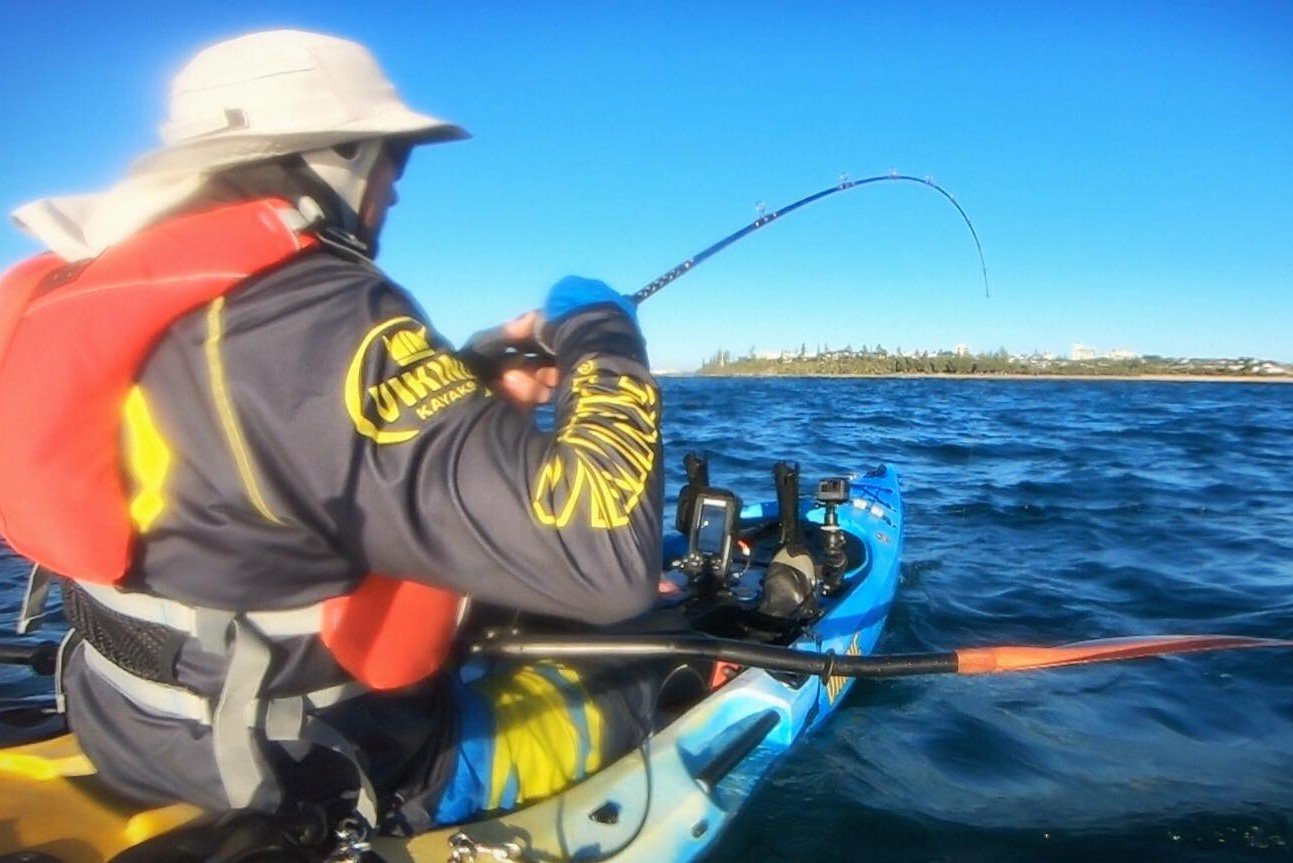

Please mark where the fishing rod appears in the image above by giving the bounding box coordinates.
[632,172,990,305]
[466,632,1292,679]
[459,172,990,376]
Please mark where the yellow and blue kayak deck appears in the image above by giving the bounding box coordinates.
[0,732,201,862]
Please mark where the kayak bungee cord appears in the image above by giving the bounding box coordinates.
[632,172,991,305]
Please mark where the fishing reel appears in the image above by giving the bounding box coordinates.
[756,461,819,620]
[758,468,852,616]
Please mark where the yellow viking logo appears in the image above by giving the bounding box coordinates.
[345,316,479,444]
[384,328,435,367]
[531,360,659,530]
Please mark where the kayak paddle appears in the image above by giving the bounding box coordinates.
[7,631,1288,682]
[466,631,1293,679]
[5,633,1289,681]
[0,639,58,675]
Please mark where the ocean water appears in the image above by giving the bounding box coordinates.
[3,377,1292,861]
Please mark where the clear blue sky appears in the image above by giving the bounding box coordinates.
[2,2,1290,370]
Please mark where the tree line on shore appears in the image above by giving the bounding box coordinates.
[696,345,1292,377]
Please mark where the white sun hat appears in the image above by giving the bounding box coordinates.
[12,29,468,261]
[133,29,468,176]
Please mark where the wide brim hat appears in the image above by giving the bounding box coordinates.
[130,29,470,177]
[13,29,468,260]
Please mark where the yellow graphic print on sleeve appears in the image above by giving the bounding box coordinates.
[344,316,480,445]
[532,360,659,529]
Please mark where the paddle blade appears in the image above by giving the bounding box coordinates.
[956,635,1293,674]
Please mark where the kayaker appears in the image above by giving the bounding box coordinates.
[0,29,663,834]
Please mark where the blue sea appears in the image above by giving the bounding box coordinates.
[3,377,1292,861]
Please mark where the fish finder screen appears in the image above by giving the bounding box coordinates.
[695,499,730,554]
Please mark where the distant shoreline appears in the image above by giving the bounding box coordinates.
[672,372,1293,384]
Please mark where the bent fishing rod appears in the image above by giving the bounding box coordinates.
[460,172,990,375]
[632,172,989,305]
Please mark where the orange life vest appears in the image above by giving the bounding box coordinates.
[0,199,460,691]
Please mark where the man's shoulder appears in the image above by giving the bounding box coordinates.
[157,248,430,367]
[239,249,418,319]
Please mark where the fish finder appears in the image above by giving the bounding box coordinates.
[685,488,740,578]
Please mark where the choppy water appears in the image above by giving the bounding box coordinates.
[4,377,1293,861]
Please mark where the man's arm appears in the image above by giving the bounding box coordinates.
[320,272,663,623]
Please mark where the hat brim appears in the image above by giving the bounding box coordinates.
[130,106,470,177]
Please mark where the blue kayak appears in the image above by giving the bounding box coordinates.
[380,462,904,862]
[0,461,903,862]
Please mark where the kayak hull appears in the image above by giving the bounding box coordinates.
[380,466,903,862]
[0,466,902,863]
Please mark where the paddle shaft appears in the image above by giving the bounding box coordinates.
[471,632,1293,679]
[471,633,957,678]
[0,639,59,675]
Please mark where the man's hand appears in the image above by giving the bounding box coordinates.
[495,311,559,411]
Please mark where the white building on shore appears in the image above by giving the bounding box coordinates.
[1071,342,1097,361]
